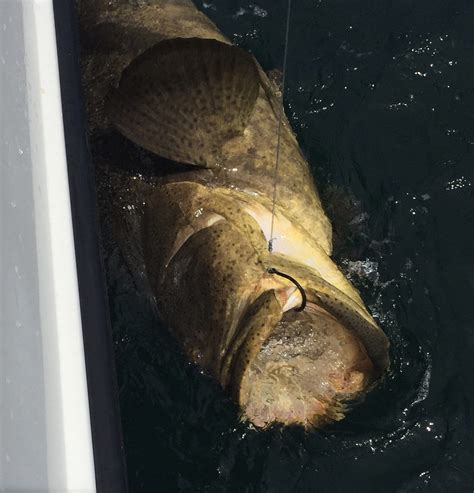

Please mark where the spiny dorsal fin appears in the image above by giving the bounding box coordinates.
[106,37,260,168]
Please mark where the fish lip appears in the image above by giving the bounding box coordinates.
[219,289,284,397]
[259,257,391,374]
[220,313,275,393]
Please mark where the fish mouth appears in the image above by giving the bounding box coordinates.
[226,290,386,429]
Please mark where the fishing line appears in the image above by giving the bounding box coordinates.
[268,0,293,253]
[266,0,306,309]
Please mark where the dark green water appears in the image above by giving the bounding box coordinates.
[102,1,474,491]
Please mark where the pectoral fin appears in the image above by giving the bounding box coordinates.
[106,37,260,168]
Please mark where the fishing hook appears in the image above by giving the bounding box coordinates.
[267,267,307,312]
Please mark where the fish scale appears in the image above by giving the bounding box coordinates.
[79,0,390,428]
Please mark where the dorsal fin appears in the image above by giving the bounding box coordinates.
[106,37,260,168]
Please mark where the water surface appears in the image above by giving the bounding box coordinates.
[100,1,474,491]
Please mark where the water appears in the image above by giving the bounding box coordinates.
[98,0,474,491]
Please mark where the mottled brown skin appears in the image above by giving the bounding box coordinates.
[79,0,329,251]
[79,0,390,427]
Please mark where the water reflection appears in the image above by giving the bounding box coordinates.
[95,0,474,491]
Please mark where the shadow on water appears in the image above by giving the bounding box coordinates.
[96,0,474,491]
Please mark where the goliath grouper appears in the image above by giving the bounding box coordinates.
[79,0,390,427]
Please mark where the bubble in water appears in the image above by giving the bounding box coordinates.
[344,259,380,284]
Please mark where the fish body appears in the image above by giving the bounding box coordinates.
[79,0,389,427]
